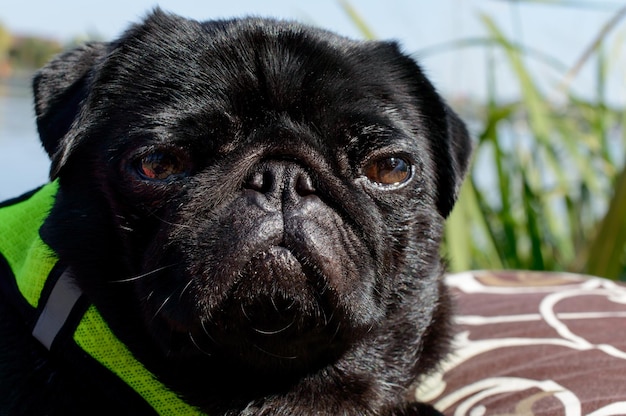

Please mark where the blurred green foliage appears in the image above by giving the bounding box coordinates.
[446,10,626,280]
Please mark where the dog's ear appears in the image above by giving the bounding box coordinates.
[33,42,108,168]
[382,43,472,218]
[437,103,472,217]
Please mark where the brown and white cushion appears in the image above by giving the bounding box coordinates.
[419,271,626,416]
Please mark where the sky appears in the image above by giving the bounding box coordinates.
[1,0,625,104]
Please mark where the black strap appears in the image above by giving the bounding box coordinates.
[0,185,45,209]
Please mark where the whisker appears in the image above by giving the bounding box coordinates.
[151,292,175,322]
[178,278,195,301]
[111,264,178,283]
[200,319,218,345]
[330,321,342,342]
[252,344,298,360]
[319,305,335,328]
[252,318,295,335]
[284,298,297,310]
[149,212,193,230]
[270,296,280,313]
[188,332,212,356]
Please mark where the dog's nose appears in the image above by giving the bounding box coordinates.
[245,161,316,206]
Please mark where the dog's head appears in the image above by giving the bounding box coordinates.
[35,10,471,377]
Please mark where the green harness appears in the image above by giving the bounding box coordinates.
[0,182,204,415]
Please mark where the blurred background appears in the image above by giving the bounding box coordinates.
[1,0,625,279]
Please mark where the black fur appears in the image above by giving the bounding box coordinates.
[1,10,471,415]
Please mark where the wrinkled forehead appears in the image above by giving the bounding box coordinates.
[91,19,418,124]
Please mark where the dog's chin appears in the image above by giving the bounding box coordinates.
[154,246,367,374]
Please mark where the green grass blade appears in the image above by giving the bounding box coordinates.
[445,178,504,271]
[337,0,377,40]
[585,165,626,279]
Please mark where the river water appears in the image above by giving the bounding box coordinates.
[0,76,51,200]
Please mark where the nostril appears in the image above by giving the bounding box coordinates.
[295,172,315,196]
[246,170,274,193]
[245,161,315,199]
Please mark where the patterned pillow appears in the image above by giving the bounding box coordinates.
[419,271,626,416]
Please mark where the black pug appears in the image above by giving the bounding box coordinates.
[0,9,471,416]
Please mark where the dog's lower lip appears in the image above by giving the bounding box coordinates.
[257,244,301,268]
[268,244,301,262]
[270,244,291,254]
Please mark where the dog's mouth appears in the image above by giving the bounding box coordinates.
[142,208,384,373]
[188,244,354,371]
[140,240,371,376]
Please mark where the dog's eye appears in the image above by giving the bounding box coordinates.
[364,157,411,186]
[137,152,186,181]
